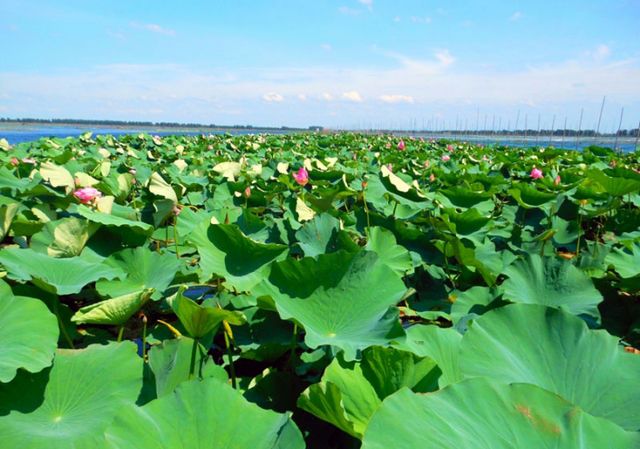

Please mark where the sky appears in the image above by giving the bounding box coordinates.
[1,0,639,130]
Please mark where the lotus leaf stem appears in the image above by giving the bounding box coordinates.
[188,337,199,380]
[223,330,237,388]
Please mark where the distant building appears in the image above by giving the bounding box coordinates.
[308,126,324,132]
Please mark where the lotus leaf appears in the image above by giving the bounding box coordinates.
[460,304,640,430]
[104,377,305,449]
[362,379,639,449]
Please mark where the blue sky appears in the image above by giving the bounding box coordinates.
[1,0,639,129]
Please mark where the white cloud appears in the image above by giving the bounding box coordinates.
[1,48,639,128]
[321,43,332,51]
[435,49,455,66]
[509,11,523,21]
[130,22,176,36]
[297,94,307,101]
[379,94,414,104]
[410,16,432,24]
[342,91,363,102]
[375,48,455,75]
[393,16,401,22]
[591,44,611,61]
[263,92,284,102]
[358,0,373,6]
[321,93,334,101]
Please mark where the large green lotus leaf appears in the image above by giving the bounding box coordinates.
[0,166,37,192]
[437,186,494,213]
[39,161,74,192]
[364,226,413,276]
[76,205,154,235]
[254,251,406,360]
[0,280,59,382]
[148,337,227,397]
[295,212,340,257]
[359,346,439,399]
[212,161,242,181]
[299,356,380,438]
[587,170,640,196]
[394,324,463,388]
[0,248,123,295]
[460,304,640,431]
[605,243,640,278]
[96,247,181,299]
[0,342,142,449]
[104,377,305,449]
[446,237,497,286]
[0,202,19,241]
[501,254,603,320]
[442,207,491,236]
[168,287,245,339]
[71,288,154,325]
[31,217,98,257]
[189,223,288,291]
[449,285,501,323]
[148,172,178,203]
[362,379,639,449]
[508,184,556,209]
[298,346,438,438]
[365,176,429,219]
[233,307,294,362]
[550,215,580,245]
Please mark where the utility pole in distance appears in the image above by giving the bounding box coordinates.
[595,96,606,147]
[576,108,584,150]
[613,107,624,153]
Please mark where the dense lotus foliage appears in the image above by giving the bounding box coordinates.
[0,132,639,448]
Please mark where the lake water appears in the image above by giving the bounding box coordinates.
[0,125,295,145]
[1,125,637,152]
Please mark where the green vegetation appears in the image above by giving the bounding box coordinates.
[0,132,639,448]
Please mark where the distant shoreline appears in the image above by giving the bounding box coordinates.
[0,120,315,133]
[1,120,637,139]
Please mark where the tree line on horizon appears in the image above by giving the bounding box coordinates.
[0,117,318,131]
[1,117,638,137]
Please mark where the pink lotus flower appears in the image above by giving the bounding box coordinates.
[441,154,451,162]
[429,173,436,182]
[530,168,543,179]
[244,186,252,198]
[554,175,561,186]
[172,205,182,216]
[446,144,454,152]
[10,157,19,166]
[397,140,406,151]
[423,160,430,168]
[73,187,102,204]
[293,167,309,186]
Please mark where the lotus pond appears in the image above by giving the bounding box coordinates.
[0,133,639,448]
